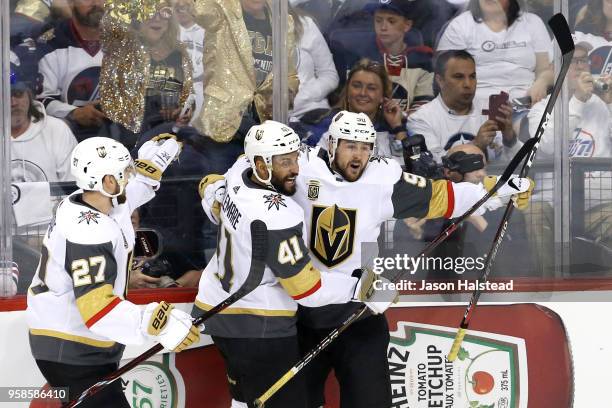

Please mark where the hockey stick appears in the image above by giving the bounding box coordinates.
[65,220,269,408]
[447,13,574,362]
[254,131,540,407]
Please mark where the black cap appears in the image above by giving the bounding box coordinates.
[10,63,30,92]
[364,0,416,19]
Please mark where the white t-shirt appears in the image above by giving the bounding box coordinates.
[437,11,552,105]
[528,94,612,206]
[406,95,519,163]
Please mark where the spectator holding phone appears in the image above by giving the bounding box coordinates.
[437,0,553,107]
[526,41,612,260]
[407,50,520,164]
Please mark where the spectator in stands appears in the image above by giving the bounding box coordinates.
[526,41,612,258]
[437,0,553,107]
[100,0,194,149]
[574,0,612,49]
[36,0,106,142]
[10,58,77,183]
[294,59,409,163]
[289,5,339,120]
[173,0,205,118]
[329,0,457,49]
[529,41,612,159]
[407,50,520,163]
[331,0,434,114]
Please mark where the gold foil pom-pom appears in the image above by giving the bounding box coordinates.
[104,0,164,24]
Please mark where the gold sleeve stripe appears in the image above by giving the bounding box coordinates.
[29,329,116,348]
[194,300,296,317]
[279,262,322,299]
[426,180,453,219]
[75,284,121,328]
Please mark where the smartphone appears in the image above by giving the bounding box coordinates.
[482,91,509,125]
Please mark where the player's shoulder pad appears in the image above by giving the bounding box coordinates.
[226,155,250,179]
[55,194,116,245]
[359,155,403,184]
[249,190,304,230]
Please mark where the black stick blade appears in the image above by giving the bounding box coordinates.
[548,13,574,55]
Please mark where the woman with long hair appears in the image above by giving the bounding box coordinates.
[297,58,408,162]
[437,0,553,106]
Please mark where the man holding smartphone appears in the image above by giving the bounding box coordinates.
[407,50,520,163]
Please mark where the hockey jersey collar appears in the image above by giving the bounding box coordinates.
[69,193,102,214]
[241,168,277,192]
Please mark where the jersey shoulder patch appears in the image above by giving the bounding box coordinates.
[252,190,304,230]
[56,194,116,245]
[360,156,403,184]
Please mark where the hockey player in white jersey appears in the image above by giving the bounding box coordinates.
[27,136,200,407]
[202,111,534,407]
[193,121,393,408]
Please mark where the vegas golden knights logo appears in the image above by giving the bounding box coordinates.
[307,180,320,201]
[310,204,356,267]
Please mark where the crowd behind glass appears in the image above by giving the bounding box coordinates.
[5,0,612,295]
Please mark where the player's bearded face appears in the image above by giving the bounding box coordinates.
[271,152,299,195]
[332,140,372,182]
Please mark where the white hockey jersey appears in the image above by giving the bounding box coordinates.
[194,157,356,338]
[293,146,491,328]
[37,20,103,119]
[27,179,155,365]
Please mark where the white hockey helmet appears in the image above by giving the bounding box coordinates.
[328,111,377,161]
[244,120,301,185]
[71,137,134,198]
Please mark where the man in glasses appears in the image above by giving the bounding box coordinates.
[526,40,612,270]
[10,55,77,183]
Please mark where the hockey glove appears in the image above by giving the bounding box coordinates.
[199,174,226,225]
[483,176,535,210]
[141,301,200,352]
[352,268,398,315]
[135,135,180,189]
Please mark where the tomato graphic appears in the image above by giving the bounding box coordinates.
[472,371,495,395]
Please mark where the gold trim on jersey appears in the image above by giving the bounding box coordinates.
[76,284,119,323]
[194,300,296,317]
[279,261,321,298]
[29,329,116,348]
[310,204,357,268]
[426,180,450,219]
